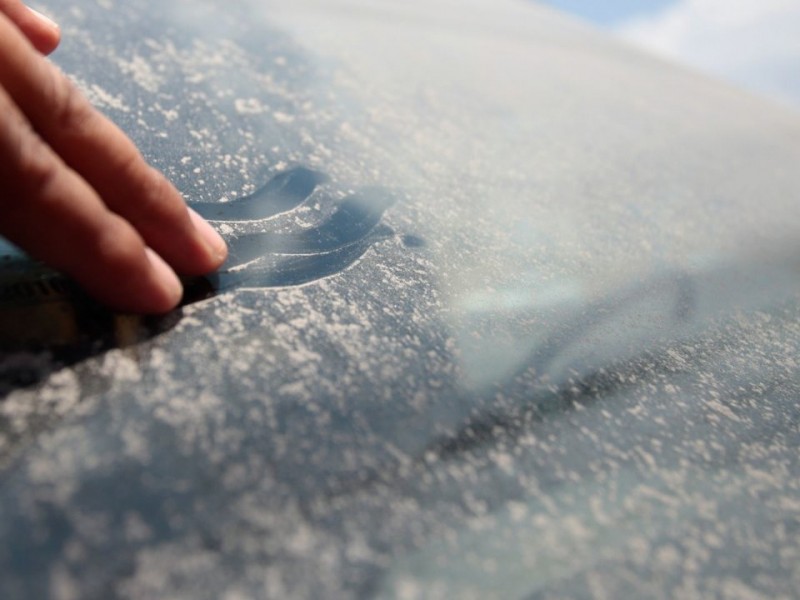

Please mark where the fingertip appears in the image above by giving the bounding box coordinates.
[27,7,58,31]
[25,7,60,54]
[188,207,229,267]
[143,247,183,313]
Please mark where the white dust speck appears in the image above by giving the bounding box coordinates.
[72,78,130,113]
[234,98,269,115]
[117,55,163,93]
[273,111,295,124]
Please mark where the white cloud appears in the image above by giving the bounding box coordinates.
[617,0,800,107]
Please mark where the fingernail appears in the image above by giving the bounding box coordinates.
[28,8,59,32]
[189,207,228,263]
[145,247,183,308]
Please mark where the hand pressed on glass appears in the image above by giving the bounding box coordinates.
[0,1,227,313]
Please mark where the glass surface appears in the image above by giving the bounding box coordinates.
[1,0,800,597]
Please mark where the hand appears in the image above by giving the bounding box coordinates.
[0,1,228,313]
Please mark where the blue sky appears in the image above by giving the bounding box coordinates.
[537,0,800,109]
[539,0,675,26]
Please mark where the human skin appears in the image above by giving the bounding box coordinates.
[0,1,228,313]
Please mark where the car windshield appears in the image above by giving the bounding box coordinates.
[1,0,800,597]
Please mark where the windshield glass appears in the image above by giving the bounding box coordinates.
[1,1,800,597]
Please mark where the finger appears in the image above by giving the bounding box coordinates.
[0,84,182,313]
[0,15,228,277]
[0,0,60,55]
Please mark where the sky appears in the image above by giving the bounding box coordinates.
[539,0,675,26]
[538,0,800,110]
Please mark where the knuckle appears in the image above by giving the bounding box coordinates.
[92,216,145,272]
[126,162,186,223]
[46,70,94,135]
[13,129,60,202]
[0,89,60,207]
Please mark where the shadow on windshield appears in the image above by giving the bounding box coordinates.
[424,253,800,460]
